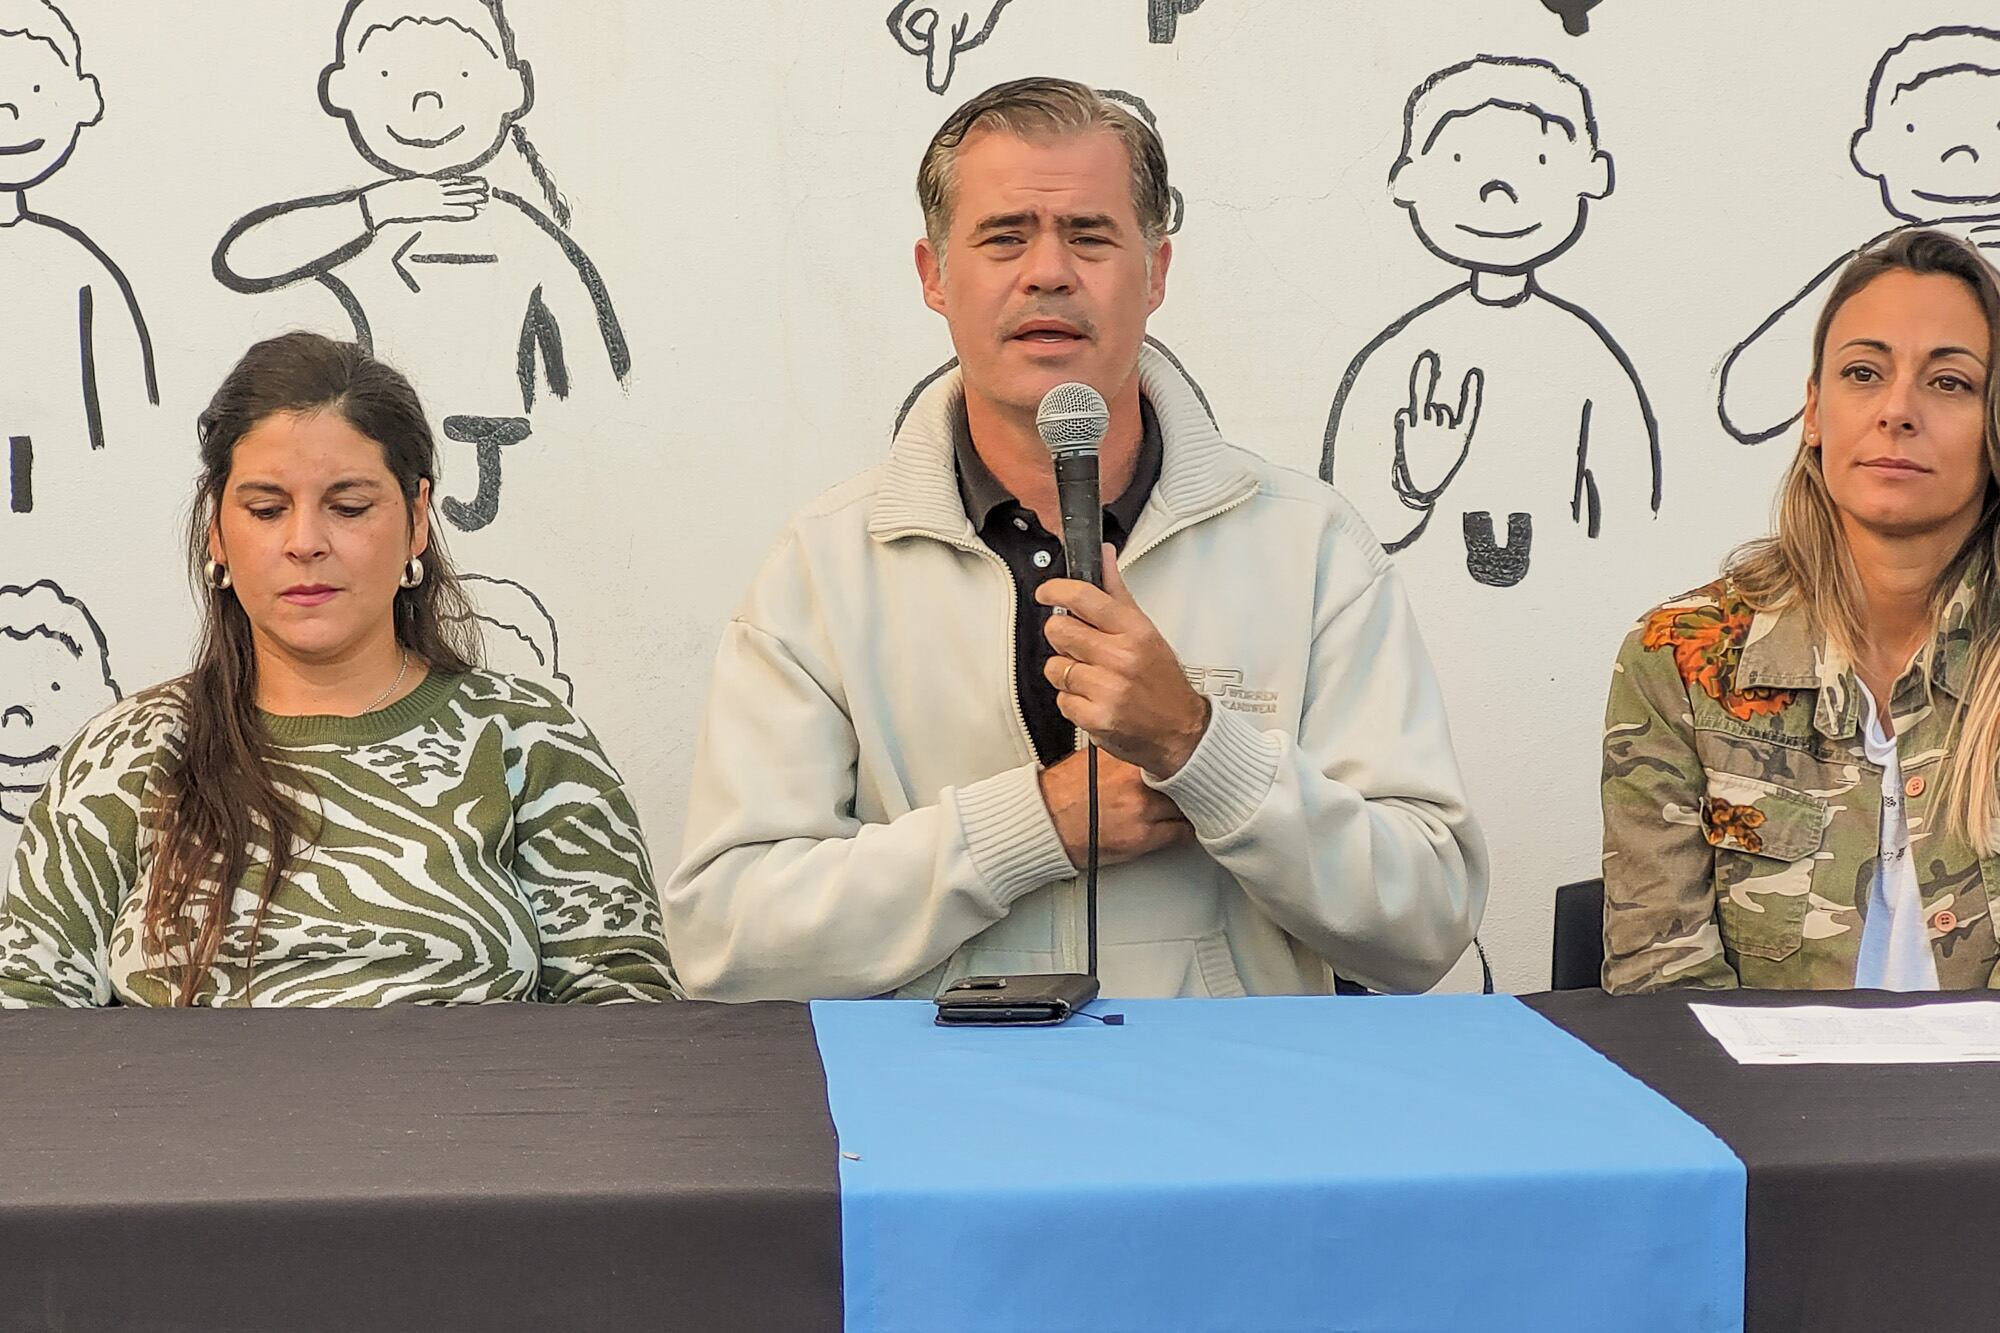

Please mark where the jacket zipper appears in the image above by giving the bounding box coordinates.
[886,528,1090,969]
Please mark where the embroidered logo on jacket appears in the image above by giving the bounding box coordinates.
[1182,666,1280,715]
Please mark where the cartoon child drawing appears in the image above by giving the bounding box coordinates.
[1322,55,1659,589]
[0,0,157,476]
[0,579,118,825]
[451,573,572,702]
[213,0,630,531]
[1720,27,2000,444]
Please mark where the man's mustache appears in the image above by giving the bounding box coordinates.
[1000,305,1098,340]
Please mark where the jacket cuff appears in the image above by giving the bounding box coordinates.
[950,763,1077,907]
[1146,703,1282,840]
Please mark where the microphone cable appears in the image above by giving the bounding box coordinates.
[1087,741,1099,978]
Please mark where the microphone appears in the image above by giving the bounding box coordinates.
[1035,382,1111,588]
[1034,382,1112,981]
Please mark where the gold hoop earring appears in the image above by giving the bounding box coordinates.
[204,559,232,591]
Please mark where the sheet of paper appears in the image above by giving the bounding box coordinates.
[1691,1002,2000,1065]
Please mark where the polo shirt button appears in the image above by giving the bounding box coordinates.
[1032,550,1053,570]
[1905,775,1926,798]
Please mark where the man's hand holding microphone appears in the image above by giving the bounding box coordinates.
[1027,383,1212,872]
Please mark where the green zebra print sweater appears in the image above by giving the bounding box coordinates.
[0,670,679,1006]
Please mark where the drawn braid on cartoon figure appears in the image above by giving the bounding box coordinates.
[328,0,570,226]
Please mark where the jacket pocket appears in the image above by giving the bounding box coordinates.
[1705,773,1826,962]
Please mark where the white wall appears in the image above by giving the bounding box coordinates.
[0,0,1977,990]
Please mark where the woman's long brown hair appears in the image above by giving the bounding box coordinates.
[148,333,480,1004]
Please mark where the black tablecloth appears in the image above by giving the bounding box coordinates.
[8,991,1999,1332]
[0,1003,841,1332]
[1528,988,2000,1333]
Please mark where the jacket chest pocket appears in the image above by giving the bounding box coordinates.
[1705,772,1828,962]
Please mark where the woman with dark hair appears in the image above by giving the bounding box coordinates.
[0,333,676,1006]
[1603,229,2000,993]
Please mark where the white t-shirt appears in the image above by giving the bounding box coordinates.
[1852,689,1940,991]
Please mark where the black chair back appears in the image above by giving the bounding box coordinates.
[1551,878,1605,991]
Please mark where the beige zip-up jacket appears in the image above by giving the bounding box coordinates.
[666,346,1487,999]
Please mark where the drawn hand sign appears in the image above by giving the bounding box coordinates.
[362,176,490,227]
[1149,0,1210,43]
[1392,351,1484,510]
[1541,0,1603,36]
[888,0,1016,95]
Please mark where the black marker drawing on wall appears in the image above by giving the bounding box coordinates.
[889,3,1211,93]
[0,579,119,825]
[894,92,1210,437]
[1465,512,1533,585]
[1099,90,1188,237]
[9,439,30,514]
[453,574,572,702]
[212,0,630,533]
[1718,27,2000,444]
[0,0,159,498]
[439,414,531,533]
[1149,0,1208,44]
[1540,0,1602,37]
[889,0,1016,95]
[1321,55,1660,590]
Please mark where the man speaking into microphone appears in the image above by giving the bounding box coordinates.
[666,77,1487,1000]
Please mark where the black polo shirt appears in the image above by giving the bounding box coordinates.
[954,399,1164,768]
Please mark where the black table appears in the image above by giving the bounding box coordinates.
[0,1003,843,1332]
[2,992,1994,1332]
[1527,988,2000,1333]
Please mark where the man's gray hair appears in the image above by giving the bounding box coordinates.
[917,76,1173,260]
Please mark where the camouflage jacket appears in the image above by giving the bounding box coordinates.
[1601,577,2000,994]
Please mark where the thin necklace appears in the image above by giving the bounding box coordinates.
[361,652,410,714]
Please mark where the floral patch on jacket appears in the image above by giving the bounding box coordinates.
[1640,585,1798,722]
[1700,797,1765,852]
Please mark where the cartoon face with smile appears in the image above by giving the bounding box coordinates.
[1389,56,1611,277]
[0,582,119,825]
[319,0,533,179]
[1853,29,2000,225]
[0,2,103,193]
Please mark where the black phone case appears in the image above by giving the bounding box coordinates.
[933,973,1101,1027]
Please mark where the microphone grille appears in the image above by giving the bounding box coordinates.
[1035,382,1111,455]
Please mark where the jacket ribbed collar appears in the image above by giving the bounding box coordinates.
[867,344,1258,548]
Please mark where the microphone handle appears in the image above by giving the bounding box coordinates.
[1051,446,1103,978]
[1052,449,1103,588]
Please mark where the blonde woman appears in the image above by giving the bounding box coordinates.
[1604,228,2000,993]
